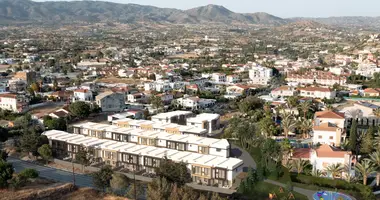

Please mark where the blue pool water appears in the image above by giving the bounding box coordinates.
[313,191,352,200]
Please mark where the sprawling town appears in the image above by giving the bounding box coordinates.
[0,1,380,200]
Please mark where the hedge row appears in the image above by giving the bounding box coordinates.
[290,174,375,200]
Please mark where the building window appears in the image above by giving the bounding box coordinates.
[318,135,322,139]
[329,136,334,140]
[216,148,221,152]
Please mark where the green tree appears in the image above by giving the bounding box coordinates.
[110,173,130,195]
[286,96,298,109]
[147,177,172,200]
[75,147,92,172]
[156,158,191,186]
[238,96,264,114]
[52,78,58,91]
[298,101,312,119]
[43,116,67,131]
[280,139,293,163]
[298,119,313,139]
[292,159,310,174]
[367,151,380,186]
[361,127,375,154]
[69,101,91,118]
[19,168,39,179]
[0,150,8,161]
[38,144,52,164]
[281,114,296,138]
[0,160,14,188]
[326,163,343,179]
[30,82,40,93]
[20,132,40,158]
[258,116,277,138]
[0,127,8,142]
[92,165,113,192]
[349,120,358,154]
[355,160,375,185]
[150,95,164,111]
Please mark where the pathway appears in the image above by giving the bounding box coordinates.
[264,179,315,200]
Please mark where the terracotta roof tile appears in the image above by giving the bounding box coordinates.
[315,145,351,158]
[315,110,345,119]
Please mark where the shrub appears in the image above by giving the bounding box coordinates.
[9,174,28,190]
[290,173,375,200]
[19,168,39,179]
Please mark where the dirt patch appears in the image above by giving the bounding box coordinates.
[60,188,127,200]
[96,76,143,85]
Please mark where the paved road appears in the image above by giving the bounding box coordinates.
[7,157,236,194]
[230,143,256,171]
[264,179,315,200]
[8,157,94,188]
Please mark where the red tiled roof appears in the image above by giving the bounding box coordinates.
[315,110,345,119]
[292,148,311,159]
[315,145,351,158]
[299,87,332,92]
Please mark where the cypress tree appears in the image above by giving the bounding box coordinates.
[349,120,358,154]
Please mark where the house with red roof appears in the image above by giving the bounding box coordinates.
[299,87,336,99]
[363,88,380,97]
[313,111,345,147]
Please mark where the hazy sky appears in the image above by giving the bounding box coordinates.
[34,0,379,18]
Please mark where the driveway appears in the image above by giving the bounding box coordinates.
[230,143,256,172]
[8,157,94,188]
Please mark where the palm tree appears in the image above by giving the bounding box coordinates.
[284,160,293,172]
[281,114,296,138]
[342,164,355,183]
[373,108,380,117]
[326,163,343,179]
[374,135,380,150]
[286,96,298,110]
[298,119,313,139]
[355,160,376,185]
[367,151,380,186]
[299,101,312,119]
[292,159,310,174]
[311,169,322,177]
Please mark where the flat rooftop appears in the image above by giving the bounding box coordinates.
[43,130,242,170]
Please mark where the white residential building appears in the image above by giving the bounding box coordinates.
[151,111,194,124]
[299,87,336,99]
[127,93,147,103]
[249,66,273,85]
[226,75,240,84]
[271,86,298,98]
[0,93,29,113]
[96,91,125,112]
[175,96,216,110]
[187,113,221,134]
[72,89,93,102]
[43,130,242,187]
[313,111,345,147]
[211,73,226,83]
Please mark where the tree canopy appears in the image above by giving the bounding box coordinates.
[69,101,91,118]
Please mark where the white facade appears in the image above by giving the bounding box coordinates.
[0,94,18,112]
[271,86,297,98]
[211,73,226,83]
[249,66,273,85]
[226,75,240,84]
[187,113,221,134]
[175,97,216,110]
[72,89,93,102]
[299,88,336,99]
[127,93,146,103]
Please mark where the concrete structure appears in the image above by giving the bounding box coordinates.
[43,130,242,188]
[211,73,226,83]
[226,75,240,84]
[127,93,147,103]
[286,71,346,86]
[112,118,207,136]
[151,111,194,125]
[187,113,220,134]
[96,91,125,112]
[249,66,273,85]
[224,85,251,99]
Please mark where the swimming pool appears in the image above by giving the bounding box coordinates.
[313,191,352,200]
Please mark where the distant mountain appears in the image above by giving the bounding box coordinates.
[292,16,380,30]
[0,0,288,25]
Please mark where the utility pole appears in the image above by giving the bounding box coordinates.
[72,155,76,186]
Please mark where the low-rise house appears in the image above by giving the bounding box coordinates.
[224,85,251,99]
[310,145,353,178]
[50,91,73,101]
[313,111,345,147]
[211,73,226,83]
[96,91,125,112]
[271,86,298,98]
[299,87,336,99]
[49,108,70,119]
[107,109,145,121]
[249,66,273,85]
[363,88,380,97]
[187,113,221,134]
[0,93,29,113]
[175,96,216,110]
[127,93,147,103]
[151,110,194,125]
[72,89,93,102]
[226,75,240,84]
[157,93,174,104]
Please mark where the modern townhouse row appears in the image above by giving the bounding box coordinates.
[43,130,243,187]
[72,122,229,157]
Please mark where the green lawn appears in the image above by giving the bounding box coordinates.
[290,182,362,200]
[252,182,308,200]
